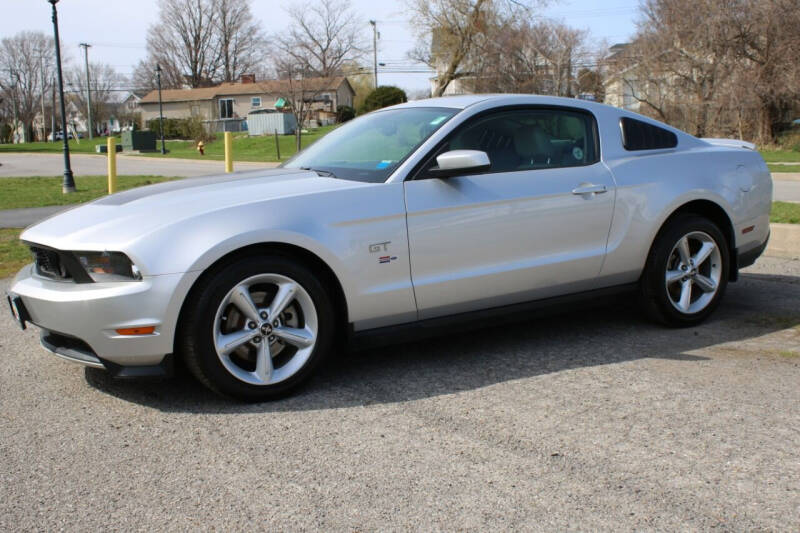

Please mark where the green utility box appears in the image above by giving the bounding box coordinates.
[122,130,157,152]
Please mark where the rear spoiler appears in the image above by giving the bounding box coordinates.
[701,138,757,150]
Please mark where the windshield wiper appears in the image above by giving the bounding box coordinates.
[300,167,337,179]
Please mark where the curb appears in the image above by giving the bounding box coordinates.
[765,223,800,259]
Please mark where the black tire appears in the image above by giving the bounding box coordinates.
[640,214,729,327]
[178,255,335,401]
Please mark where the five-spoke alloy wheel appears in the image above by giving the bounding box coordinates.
[179,255,334,401]
[641,214,729,327]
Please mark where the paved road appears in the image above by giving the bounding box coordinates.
[774,175,800,202]
[0,206,66,229]
[0,152,278,178]
[1,256,798,530]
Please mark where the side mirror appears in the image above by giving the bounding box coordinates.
[427,150,491,178]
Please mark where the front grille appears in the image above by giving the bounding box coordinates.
[31,247,72,280]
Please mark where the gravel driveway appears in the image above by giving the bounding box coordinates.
[1,257,799,531]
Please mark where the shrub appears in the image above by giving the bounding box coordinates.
[336,105,356,123]
[183,117,215,143]
[146,118,184,139]
[145,117,214,143]
[359,86,407,114]
[778,129,800,152]
[0,123,12,144]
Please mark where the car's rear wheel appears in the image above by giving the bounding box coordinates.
[640,214,729,327]
[179,255,334,401]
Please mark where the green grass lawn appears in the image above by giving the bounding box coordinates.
[0,127,334,163]
[137,127,335,162]
[0,228,28,278]
[767,164,800,173]
[771,201,800,224]
[759,150,800,163]
[0,175,177,210]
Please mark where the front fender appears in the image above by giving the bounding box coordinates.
[126,182,417,330]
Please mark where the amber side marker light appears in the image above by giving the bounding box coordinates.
[116,326,156,336]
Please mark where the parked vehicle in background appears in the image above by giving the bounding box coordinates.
[7,95,772,401]
[47,130,84,141]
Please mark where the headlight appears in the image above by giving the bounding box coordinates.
[74,251,143,282]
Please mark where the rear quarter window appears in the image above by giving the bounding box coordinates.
[620,117,678,151]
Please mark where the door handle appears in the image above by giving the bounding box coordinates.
[571,183,608,195]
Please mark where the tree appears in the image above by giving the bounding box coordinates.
[729,0,800,142]
[275,70,320,151]
[276,0,365,77]
[611,0,800,142]
[0,31,57,142]
[468,19,589,96]
[141,0,268,89]
[132,56,175,92]
[576,68,604,101]
[214,0,267,82]
[408,0,545,97]
[275,0,365,150]
[146,0,220,88]
[360,86,407,113]
[66,62,124,135]
[634,0,738,137]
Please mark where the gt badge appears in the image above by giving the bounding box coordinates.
[369,241,391,253]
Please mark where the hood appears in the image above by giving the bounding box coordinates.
[21,168,367,250]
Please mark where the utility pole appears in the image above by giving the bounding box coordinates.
[156,64,166,154]
[7,69,19,143]
[79,42,93,139]
[369,20,378,88]
[40,55,47,142]
[49,0,76,193]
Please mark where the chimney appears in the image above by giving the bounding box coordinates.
[241,73,256,84]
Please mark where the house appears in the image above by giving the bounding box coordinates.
[96,91,146,134]
[138,75,354,130]
[602,43,643,112]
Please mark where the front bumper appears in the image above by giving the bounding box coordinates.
[8,264,198,369]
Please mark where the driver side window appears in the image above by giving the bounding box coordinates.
[416,107,599,178]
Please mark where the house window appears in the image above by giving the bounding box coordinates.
[219,99,234,119]
[251,97,261,108]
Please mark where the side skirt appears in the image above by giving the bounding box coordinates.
[346,282,639,351]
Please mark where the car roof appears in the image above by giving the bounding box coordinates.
[392,94,609,111]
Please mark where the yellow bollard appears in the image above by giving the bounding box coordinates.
[224,131,233,173]
[107,137,117,194]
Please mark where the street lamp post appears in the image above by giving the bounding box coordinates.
[156,64,166,155]
[369,20,378,88]
[48,0,75,193]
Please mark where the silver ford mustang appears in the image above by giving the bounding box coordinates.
[6,95,772,400]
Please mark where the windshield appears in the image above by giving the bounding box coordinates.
[283,107,458,183]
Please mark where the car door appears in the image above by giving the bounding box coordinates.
[404,106,616,320]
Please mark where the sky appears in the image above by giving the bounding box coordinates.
[1,0,641,94]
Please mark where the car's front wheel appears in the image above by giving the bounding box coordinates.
[179,255,335,401]
[641,214,729,327]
